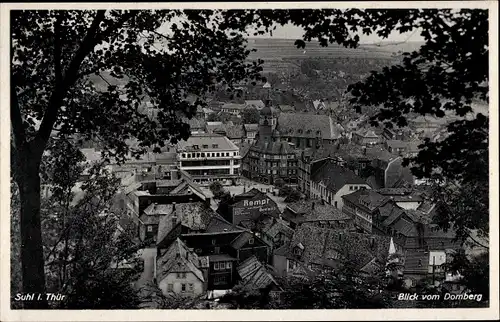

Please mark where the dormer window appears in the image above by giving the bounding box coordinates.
[212,144,218,149]
[248,238,254,245]
[293,247,301,255]
[192,145,199,150]
[202,145,208,149]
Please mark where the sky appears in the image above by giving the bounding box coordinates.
[155,15,424,47]
[247,23,424,44]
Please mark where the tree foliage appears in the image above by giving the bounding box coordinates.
[241,107,260,124]
[209,180,226,199]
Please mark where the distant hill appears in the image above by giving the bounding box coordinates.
[246,38,424,60]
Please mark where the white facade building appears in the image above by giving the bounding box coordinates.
[177,134,241,186]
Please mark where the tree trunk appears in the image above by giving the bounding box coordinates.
[16,154,48,309]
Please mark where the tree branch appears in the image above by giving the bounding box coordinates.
[36,10,107,152]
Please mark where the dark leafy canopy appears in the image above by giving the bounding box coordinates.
[11,9,266,164]
[241,107,260,124]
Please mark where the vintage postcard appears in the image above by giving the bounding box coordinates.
[0,1,498,321]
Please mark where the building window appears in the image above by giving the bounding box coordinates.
[167,284,173,292]
[212,144,219,148]
[147,225,153,232]
[214,246,220,254]
[226,261,232,269]
[188,283,194,292]
[214,276,227,285]
[193,145,199,150]
[182,153,186,158]
[214,262,220,270]
[203,145,208,149]
[249,238,254,245]
[181,284,186,292]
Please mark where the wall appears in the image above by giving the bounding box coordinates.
[238,245,269,264]
[395,201,422,210]
[272,254,288,277]
[158,272,205,297]
[333,184,371,210]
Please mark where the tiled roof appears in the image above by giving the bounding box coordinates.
[244,100,265,108]
[279,105,295,112]
[230,231,256,250]
[277,113,342,140]
[208,254,238,262]
[354,129,379,138]
[205,214,245,234]
[222,103,246,111]
[243,123,259,132]
[177,134,238,152]
[156,238,205,282]
[237,256,279,289]
[285,200,350,223]
[380,203,407,226]
[250,140,296,155]
[278,224,392,270]
[143,203,174,216]
[263,218,294,239]
[239,142,252,158]
[156,202,215,244]
[342,189,390,213]
[310,160,367,194]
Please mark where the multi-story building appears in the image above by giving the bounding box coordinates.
[309,159,371,210]
[276,112,344,151]
[243,101,298,185]
[177,133,241,186]
[156,238,209,297]
[221,103,246,116]
[352,129,380,146]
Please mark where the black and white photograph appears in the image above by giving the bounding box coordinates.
[1,1,498,320]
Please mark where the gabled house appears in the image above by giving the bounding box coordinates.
[342,189,392,234]
[140,203,173,242]
[217,188,281,227]
[243,123,259,144]
[221,103,246,116]
[352,129,380,146]
[309,160,371,209]
[181,214,245,290]
[282,200,353,230]
[244,100,265,110]
[261,217,294,250]
[155,238,209,297]
[230,231,270,264]
[376,188,424,210]
[384,140,421,157]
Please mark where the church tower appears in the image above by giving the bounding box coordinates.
[257,82,276,143]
